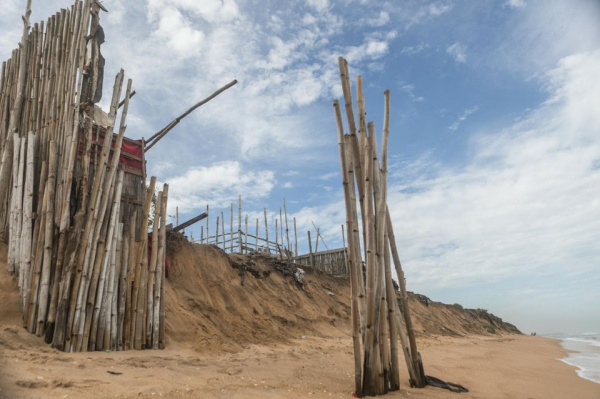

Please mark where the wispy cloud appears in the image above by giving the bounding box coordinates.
[390,50,600,289]
[398,82,425,102]
[359,11,390,27]
[446,41,468,63]
[400,43,429,56]
[505,0,526,8]
[407,1,454,28]
[448,106,479,131]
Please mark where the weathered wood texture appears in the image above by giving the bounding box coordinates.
[332,57,426,396]
[0,1,168,353]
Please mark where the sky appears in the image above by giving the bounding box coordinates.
[1,0,599,335]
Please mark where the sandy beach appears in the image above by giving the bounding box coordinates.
[1,242,599,399]
[1,325,598,399]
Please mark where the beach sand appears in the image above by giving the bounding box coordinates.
[1,323,598,399]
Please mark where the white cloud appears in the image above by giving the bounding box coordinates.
[360,11,390,27]
[493,0,600,75]
[407,1,453,28]
[448,106,479,131]
[389,50,600,289]
[282,182,294,188]
[400,43,429,56]
[446,41,468,63]
[151,7,204,55]
[318,172,338,180]
[306,0,329,12]
[164,161,276,214]
[399,82,425,102]
[505,0,526,8]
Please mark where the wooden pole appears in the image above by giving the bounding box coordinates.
[206,204,209,244]
[334,100,362,396]
[255,218,258,252]
[0,0,32,237]
[279,207,283,252]
[293,217,298,258]
[215,215,219,246]
[220,211,225,251]
[284,198,290,253]
[238,196,242,253]
[35,140,57,334]
[307,231,314,268]
[172,212,207,232]
[157,184,169,349]
[145,80,238,151]
[146,190,162,347]
[244,214,248,254]
[386,207,425,387]
[230,203,233,253]
[263,208,269,254]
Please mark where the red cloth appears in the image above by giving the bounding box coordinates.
[78,129,145,176]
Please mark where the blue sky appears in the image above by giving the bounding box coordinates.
[1,0,599,335]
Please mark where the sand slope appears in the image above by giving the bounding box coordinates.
[4,240,597,398]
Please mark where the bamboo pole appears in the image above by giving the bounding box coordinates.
[154,184,167,348]
[255,218,258,252]
[35,141,57,334]
[73,73,129,351]
[341,224,348,275]
[263,208,269,254]
[333,100,362,396]
[275,218,279,257]
[206,204,209,244]
[158,185,168,349]
[132,176,156,350]
[230,203,233,253]
[307,231,314,268]
[215,215,219,247]
[293,217,298,258]
[145,80,238,151]
[20,131,36,317]
[244,214,248,253]
[146,190,162,347]
[117,204,130,351]
[284,199,290,253]
[384,237,400,390]
[279,207,283,251]
[238,196,242,253]
[220,211,225,251]
[386,207,425,387]
[344,134,366,333]
[0,0,32,236]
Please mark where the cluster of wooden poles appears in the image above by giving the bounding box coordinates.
[333,57,426,396]
[0,0,169,352]
[189,196,298,258]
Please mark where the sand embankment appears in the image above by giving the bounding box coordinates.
[1,240,598,398]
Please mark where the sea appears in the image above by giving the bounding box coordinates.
[543,332,600,384]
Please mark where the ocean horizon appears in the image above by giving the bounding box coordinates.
[543,332,600,384]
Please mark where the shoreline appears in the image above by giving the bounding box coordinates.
[552,335,600,385]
